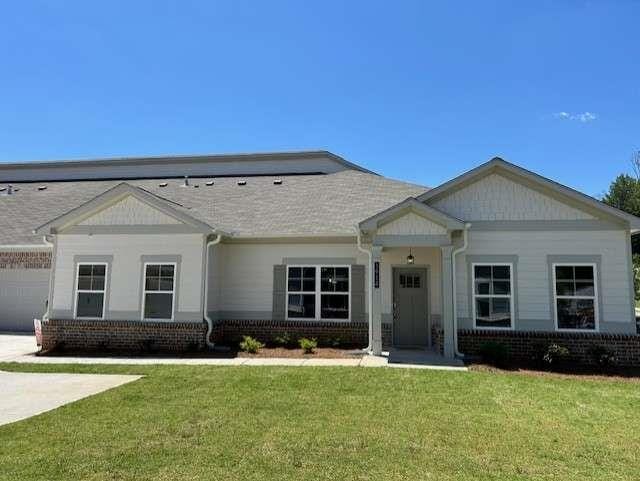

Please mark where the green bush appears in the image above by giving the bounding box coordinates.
[588,344,618,368]
[535,343,570,368]
[239,336,264,354]
[274,332,293,347]
[299,337,318,354]
[478,341,510,367]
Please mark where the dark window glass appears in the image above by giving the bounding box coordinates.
[321,294,348,319]
[288,267,315,292]
[413,276,420,288]
[556,281,574,296]
[475,298,511,328]
[555,265,574,280]
[76,292,104,318]
[144,293,173,319]
[557,298,595,330]
[145,264,175,292]
[287,294,315,318]
[321,267,349,292]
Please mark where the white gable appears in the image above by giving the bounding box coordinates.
[78,195,181,226]
[377,212,448,235]
[431,174,594,221]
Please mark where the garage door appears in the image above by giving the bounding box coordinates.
[0,250,51,332]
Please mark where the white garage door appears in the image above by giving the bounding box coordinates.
[0,268,50,332]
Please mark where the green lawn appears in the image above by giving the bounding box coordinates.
[0,363,639,481]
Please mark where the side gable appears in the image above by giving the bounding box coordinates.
[418,158,640,230]
[377,212,448,235]
[78,196,182,226]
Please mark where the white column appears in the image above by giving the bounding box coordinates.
[440,245,455,358]
[370,246,383,355]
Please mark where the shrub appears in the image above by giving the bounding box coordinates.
[330,337,342,348]
[239,336,264,354]
[588,344,618,368]
[274,332,293,347]
[535,343,570,368]
[478,341,510,367]
[299,337,318,354]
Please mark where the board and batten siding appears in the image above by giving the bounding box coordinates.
[455,230,635,333]
[51,234,205,321]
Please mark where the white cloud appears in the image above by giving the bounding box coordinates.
[552,111,597,123]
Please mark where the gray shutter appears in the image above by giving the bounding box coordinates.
[272,265,287,321]
[351,264,366,322]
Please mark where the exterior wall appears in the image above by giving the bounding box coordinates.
[78,196,180,225]
[41,319,206,352]
[207,242,369,319]
[51,234,205,321]
[432,173,594,221]
[377,212,447,235]
[0,250,51,331]
[455,229,635,333]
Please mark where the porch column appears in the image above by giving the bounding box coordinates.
[440,245,455,358]
[370,246,383,355]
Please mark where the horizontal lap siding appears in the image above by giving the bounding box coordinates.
[456,230,633,331]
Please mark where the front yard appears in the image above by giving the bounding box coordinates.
[0,363,638,481]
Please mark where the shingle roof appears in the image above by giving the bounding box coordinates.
[0,171,428,245]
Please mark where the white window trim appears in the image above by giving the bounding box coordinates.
[552,262,599,332]
[471,262,514,330]
[285,265,351,322]
[141,262,177,321]
[74,262,108,320]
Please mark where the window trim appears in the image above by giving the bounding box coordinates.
[285,264,351,322]
[471,262,514,330]
[141,261,177,321]
[73,262,108,320]
[552,262,599,332]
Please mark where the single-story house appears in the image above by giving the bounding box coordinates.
[1,151,639,363]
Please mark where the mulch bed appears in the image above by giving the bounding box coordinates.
[236,347,364,359]
[468,362,640,382]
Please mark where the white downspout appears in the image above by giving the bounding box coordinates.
[41,235,54,323]
[355,226,372,353]
[452,223,471,358]
[203,233,222,349]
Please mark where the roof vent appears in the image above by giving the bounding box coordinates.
[0,187,6,193]
[238,180,246,186]
[182,176,189,187]
[37,185,47,191]
[194,184,199,188]
[7,185,13,195]
[205,180,214,186]
[273,179,282,185]
[159,182,168,187]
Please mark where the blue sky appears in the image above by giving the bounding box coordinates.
[0,1,638,197]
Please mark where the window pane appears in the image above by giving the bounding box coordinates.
[302,277,316,292]
[146,264,160,277]
[335,268,349,292]
[555,266,574,281]
[575,266,594,281]
[92,265,106,276]
[555,281,574,296]
[475,279,490,295]
[492,265,510,280]
[287,294,315,318]
[321,267,335,292]
[288,278,301,292]
[492,281,510,295]
[476,298,511,328]
[400,275,406,288]
[77,292,103,318]
[575,281,594,296]
[475,298,490,323]
[303,267,315,278]
[321,294,349,319]
[288,267,301,279]
[475,265,491,279]
[145,277,160,291]
[159,278,174,291]
[78,265,92,276]
[413,276,420,289]
[557,298,595,330]
[144,293,173,319]
[77,276,92,290]
[406,276,413,288]
[160,265,174,277]
[91,276,105,291]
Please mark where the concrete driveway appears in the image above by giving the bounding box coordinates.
[0,333,39,362]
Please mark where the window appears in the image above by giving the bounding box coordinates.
[472,264,513,329]
[287,266,350,320]
[553,264,597,330]
[143,263,175,320]
[75,263,107,319]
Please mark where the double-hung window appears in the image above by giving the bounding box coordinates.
[472,263,513,329]
[143,263,176,320]
[553,264,598,331]
[75,263,107,319]
[287,266,350,320]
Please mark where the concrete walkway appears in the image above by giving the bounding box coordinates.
[0,334,467,371]
[0,370,141,426]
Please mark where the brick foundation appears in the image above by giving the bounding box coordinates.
[0,250,51,269]
[41,319,206,353]
[213,319,392,348]
[459,329,640,367]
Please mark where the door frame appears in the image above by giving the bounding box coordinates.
[392,265,431,348]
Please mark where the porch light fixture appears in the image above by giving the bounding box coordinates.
[406,248,415,265]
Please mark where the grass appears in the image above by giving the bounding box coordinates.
[0,363,639,481]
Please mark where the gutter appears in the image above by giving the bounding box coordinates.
[203,233,223,349]
[355,226,372,353]
[451,223,471,358]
